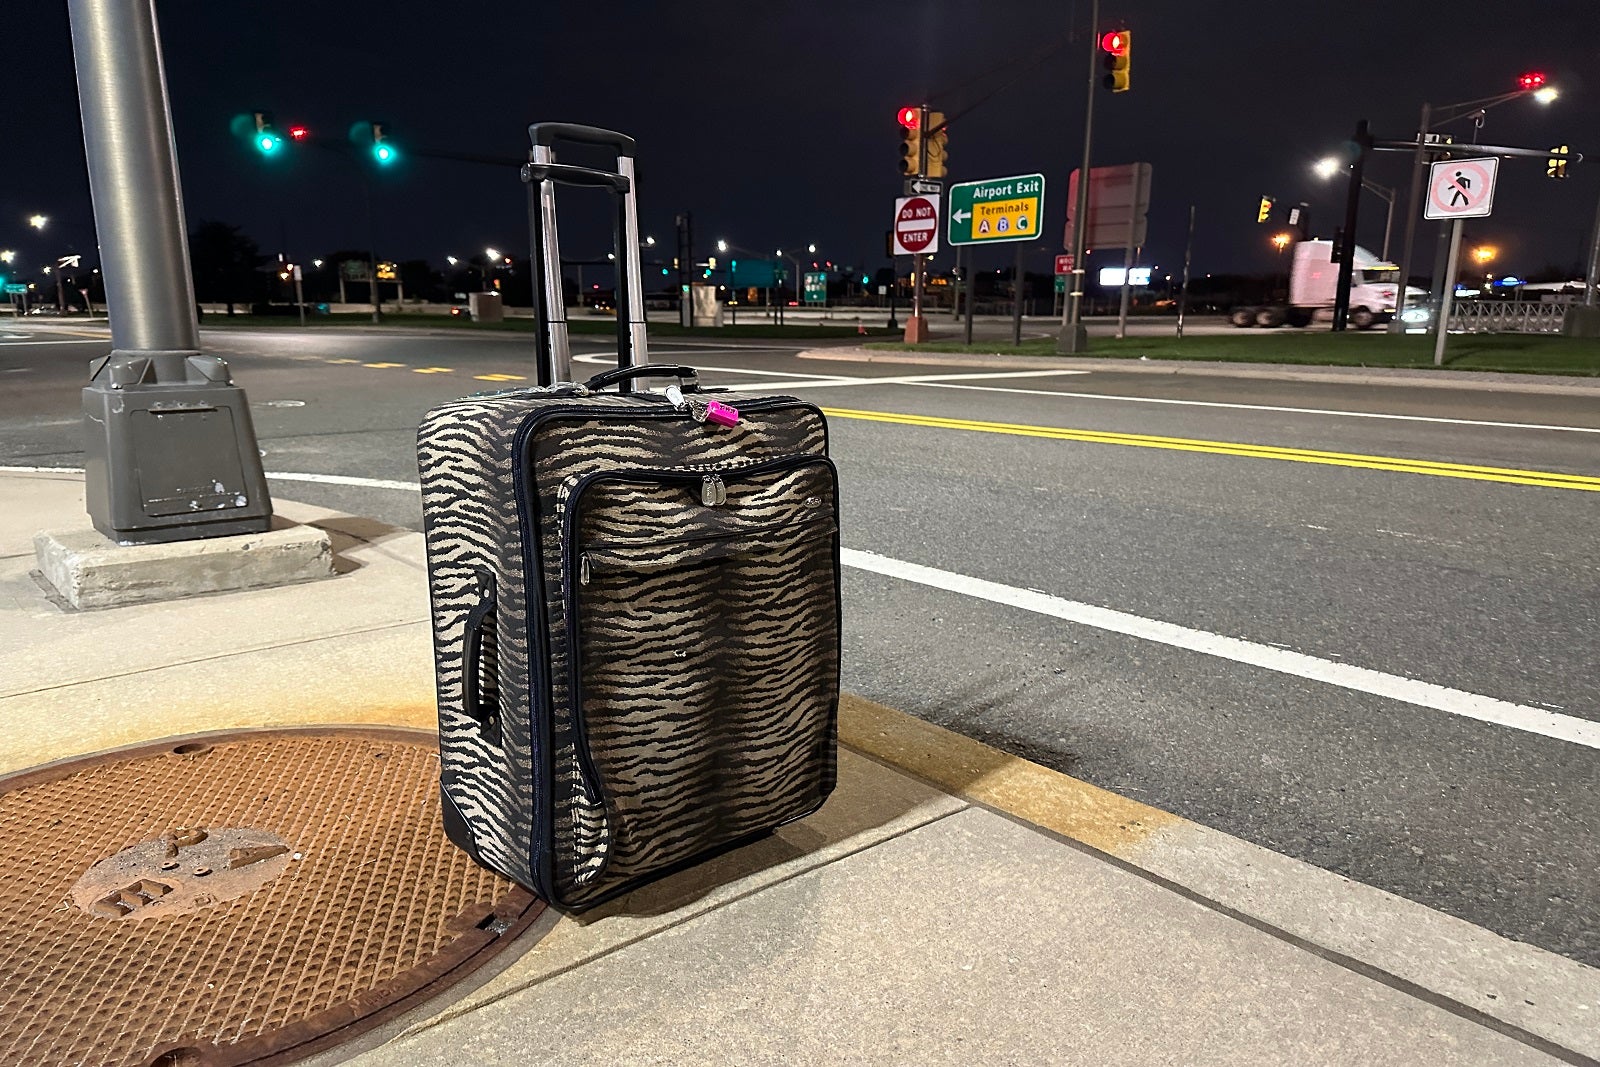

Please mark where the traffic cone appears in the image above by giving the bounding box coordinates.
[856,317,866,336]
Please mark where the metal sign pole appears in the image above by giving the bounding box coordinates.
[1387,103,1432,335]
[1057,0,1098,354]
[1176,204,1195,339]
[1433,218,1464,365]
[1011,244,1023,346]
[67,0,271,543]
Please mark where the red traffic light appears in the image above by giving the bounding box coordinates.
[288,125,309,141]
[1518,71,1547,90]
[896,106,920,130]
[1100,30,1128,55]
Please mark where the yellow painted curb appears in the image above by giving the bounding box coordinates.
[838,693,1178,856]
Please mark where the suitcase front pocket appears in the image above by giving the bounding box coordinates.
[562,458,840,892]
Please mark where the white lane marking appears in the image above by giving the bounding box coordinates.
[0,337,106,346]
[10,463,1588,749]
[599,354,1599,435]
[264,472,422,492]
[841,548,1600,752]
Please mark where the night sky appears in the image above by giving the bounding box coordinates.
[5,1,1598,290]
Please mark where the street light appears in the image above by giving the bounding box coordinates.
[28,215,47,230]
[1271,232,1292,252]
[1472,246,1497,266]
[0,250,14,264]
[1314,157,1397,259]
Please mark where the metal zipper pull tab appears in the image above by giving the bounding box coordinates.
[686,397,709,423]
[664,384,685,408]
[579,553,591,586]
[700,474,726,506]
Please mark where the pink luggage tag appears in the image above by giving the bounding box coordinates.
[703,400,740,427]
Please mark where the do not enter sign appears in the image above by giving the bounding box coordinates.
[892,195,941,256]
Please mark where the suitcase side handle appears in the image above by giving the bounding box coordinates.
[583,364,699,393]
[528,122,637,156]
[521,161,630,194]
[461,579,500,736]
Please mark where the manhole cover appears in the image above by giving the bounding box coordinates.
[0,727,544,1067]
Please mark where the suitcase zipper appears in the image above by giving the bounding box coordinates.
[557,454,836,884]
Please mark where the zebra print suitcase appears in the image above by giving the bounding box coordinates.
[416,123,840,910]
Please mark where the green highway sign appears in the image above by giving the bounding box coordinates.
[3,284,28,295]
[947,172,1045,246]
[803,271,827,304]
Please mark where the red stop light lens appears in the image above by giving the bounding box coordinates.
[1518,71,1546,90]
[288,126,309,141]
[1100,31,1127,55]
[897,107,920,129]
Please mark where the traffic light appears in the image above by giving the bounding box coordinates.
[1547,144,1570,179]
[897,106,922,176]
[1518,71,1547,91]
[1256,195,1274,223]
[371,122,396,165]
[287,125,310,143]
[925,111,948,178]
[252,111,281,155]
[1101,30,1131,93]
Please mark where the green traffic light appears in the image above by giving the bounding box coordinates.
[374,144,396,164]
[257,133,282,154]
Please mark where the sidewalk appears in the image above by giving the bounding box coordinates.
[1,469,1595,1066]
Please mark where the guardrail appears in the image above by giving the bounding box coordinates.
[1448,300,1569,334]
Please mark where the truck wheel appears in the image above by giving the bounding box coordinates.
[1230,307,1257,328]
[1255,307,1286,328]
[1286,308,1312,328]
[1350,307,1376,329]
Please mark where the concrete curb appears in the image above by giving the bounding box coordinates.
[838,694,1600,1063]
[797,346,1600,396]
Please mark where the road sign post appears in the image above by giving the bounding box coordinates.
[893,195,940,343]
[1422,156,1500,365]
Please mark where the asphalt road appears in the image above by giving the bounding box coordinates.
[3,321,1597,968]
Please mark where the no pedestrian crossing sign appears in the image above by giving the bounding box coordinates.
[892,195,941,255]
[947,173,1046,246]
[1424,156,1499,220]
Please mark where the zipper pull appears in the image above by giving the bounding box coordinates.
[664,384,685,407]
[579,553,591,586]
[700,474,726,506]
[685,397,710,423]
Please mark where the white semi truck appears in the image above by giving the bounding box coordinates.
[1230,239,1424,329]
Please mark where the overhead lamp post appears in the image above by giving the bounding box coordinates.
[1387,75,1558,334]
[1314,157,1397,260]
[28,214,48,230]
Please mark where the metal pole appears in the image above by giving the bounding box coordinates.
[1176,204,1196,339]
[293,265,305,327]
[67,0,270,541]
[1057,0,1098,354]
[68,0,199,368]
[1380,189,1395,262]
[1585,180,1600,308]
[1011,244,1023,346]
[1434,218,1463,364]
[1117,208,1136,339]
[887,256,898,329]
[951,245,963,320]
[1387,102,1431,334]
[963,258,975,345]
[1332,119,1368,331]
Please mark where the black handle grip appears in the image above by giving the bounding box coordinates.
[461,579,498,732]
[521,161,630,193]
[528,122,637,155]
[584,364,700,393]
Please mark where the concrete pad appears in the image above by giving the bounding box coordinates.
[304,749,968,1066]
[0,622,437,776]
[843,695,1600,1060]
[34,520,333,610]
[0,519,428,701]
[345,808,1557,1066]
[0,472,87,558]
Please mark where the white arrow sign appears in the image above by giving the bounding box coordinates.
[57,255,82,269]
[950,208,971,224]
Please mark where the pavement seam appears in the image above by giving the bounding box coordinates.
[0,617,425,700]
[386,803,974,1043]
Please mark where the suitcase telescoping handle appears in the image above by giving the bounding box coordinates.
[583,364,699,393]
[523,122,649,391]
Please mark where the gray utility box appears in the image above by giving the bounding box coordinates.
[83,353,272,545]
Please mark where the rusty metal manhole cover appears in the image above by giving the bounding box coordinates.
[0,727,544,1067]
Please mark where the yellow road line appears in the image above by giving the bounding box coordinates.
[413,367,454,374]
[821,407,1600,493]
[474,373,527,382]
[362,362,404,369]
